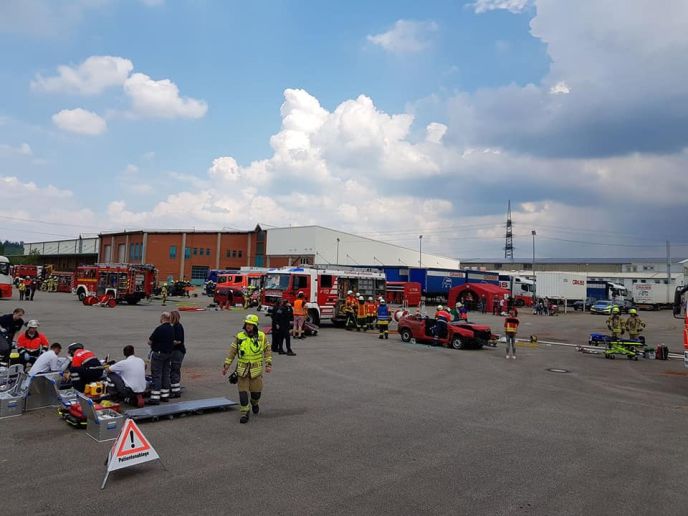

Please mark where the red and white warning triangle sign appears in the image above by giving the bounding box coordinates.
[102,419,162,489]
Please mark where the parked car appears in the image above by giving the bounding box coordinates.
[573,297,597,311]
[590,299,636,315]
[397,314,496,350]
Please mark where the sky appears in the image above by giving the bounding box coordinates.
[1,0,687,260]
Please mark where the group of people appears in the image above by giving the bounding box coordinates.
[342,291,391,337]
[606,307,646,341]
[0,307,188,408]
[15,277,39,301]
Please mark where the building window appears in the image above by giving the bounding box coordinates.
[232,250,237,258]
[169,245,177,258]
[238,250,242,258]
[185,247,191,259]
[226,249,231,258]
[193,247,198,256]
[104,244,112,262]
[206,248,211,256]
[199,248,204,256]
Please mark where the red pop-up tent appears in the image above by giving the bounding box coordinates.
[448,283,510,313]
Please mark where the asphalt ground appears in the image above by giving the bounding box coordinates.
[2,294,688,515]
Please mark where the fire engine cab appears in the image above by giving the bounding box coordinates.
[261,267,386,326]
[72,263,157,305]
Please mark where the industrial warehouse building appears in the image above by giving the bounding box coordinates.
[96,225,460,284]
[22,236,99,270]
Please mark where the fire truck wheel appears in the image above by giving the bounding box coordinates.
[306,309,320,327]
[107,299,117,308]
[77,290,86,301]
[515,299,525,307]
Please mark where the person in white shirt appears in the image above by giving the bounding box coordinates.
[29,343,65,376]
[106,345,146,407]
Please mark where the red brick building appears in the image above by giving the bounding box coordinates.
[98,227,267,284]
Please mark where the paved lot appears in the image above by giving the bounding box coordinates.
[2,294,688,515]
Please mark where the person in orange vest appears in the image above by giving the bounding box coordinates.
[292,291,307,339]
[17,319,49,367]
[65,342,103,392]
[356,296,368,331]
[504,315,520,359]
[365,296,377,329]
[343,290,357,330]
[433,305,452,342]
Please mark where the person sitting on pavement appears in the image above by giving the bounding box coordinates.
[17,319,49,367]
[29,343,66,376]
[106,345,146,407]
[64,342,103,392]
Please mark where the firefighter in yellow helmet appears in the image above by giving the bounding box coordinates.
[625,308,646,341]
[606,306,625,339]
[222,313,272,424]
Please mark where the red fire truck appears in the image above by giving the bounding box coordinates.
[261,267,386,326]
[72,263,157,305]
[385,281,422,307]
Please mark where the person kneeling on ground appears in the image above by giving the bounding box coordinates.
[29,343,66,376]
[106,345,146,408]
[17,319,49,367]
[64,343,103,392]
[222,314,272,424]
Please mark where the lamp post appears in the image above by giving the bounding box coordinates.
[531,230,536,300]
[419,235,423,268]
[336,238,340,266]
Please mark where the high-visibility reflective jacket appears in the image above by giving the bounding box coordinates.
[625,316,645,335]
[293,299,307,316]
[17,331,49,352]
[377,304,390,322]
[357,302,367,318]
[607,315,624,335]
[225,330,271,378]
[71,349,96,367]
[365,302,377,316]
[504,317,519,334]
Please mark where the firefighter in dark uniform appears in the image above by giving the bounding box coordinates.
[377,299,391,339]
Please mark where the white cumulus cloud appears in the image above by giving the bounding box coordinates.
[123,73,208,119]
[549,81,570,95]
[0,142,32,156]
[472,0,530,14]
[52,108,107,135]
[367,20,439,54]
[31,56,134,95]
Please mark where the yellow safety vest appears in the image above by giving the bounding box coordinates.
[227,330,269,378]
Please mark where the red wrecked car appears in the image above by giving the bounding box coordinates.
[397,314,496,350]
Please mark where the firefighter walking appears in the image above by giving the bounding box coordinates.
[344,290,357,330]
[606,307,625,339]
[356,296,368,331]
[222,314,272,424]
[625,308,645,340]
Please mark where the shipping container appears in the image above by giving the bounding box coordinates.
[535,272,587,300]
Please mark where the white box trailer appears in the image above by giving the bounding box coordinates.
[535,272,587,303]
[631,283,673,310]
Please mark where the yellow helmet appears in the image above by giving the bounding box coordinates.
[629,308,637,315]
[244,314,259,326]
[612,306,620,314]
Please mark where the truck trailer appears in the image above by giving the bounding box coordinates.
[535,272,587,303]
[631,283,674,310]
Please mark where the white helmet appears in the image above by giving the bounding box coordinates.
[368,296,373,301]
[437,305,443,311]
[380,299,386,304]
[27,319,39,328]
[358,296,364,301]
[347,290,353,295]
